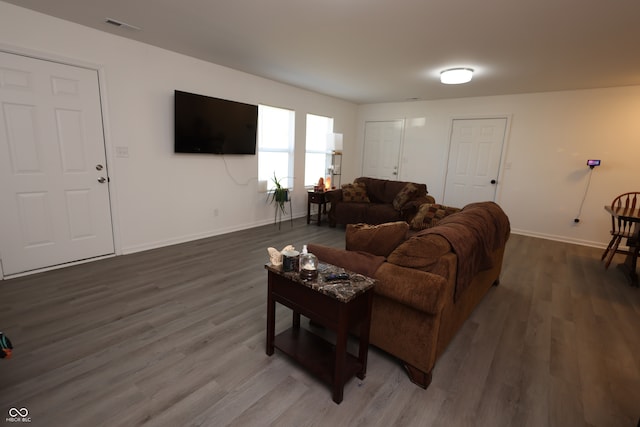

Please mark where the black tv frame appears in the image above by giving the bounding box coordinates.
[174,90,258,155]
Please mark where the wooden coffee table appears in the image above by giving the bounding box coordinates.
[265,262,375,404]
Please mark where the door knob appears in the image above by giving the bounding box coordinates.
[96,164,104,171]
[490,179,497,184]
[98,177,107,183]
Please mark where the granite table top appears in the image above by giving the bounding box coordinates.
[265,262,376,303]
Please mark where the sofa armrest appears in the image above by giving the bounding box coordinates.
[402,195,437,211]
[374,263,447,315]
[307,244,386,278]
[323,189,343,227]
[345,221,409,257]
[324,189,343,204]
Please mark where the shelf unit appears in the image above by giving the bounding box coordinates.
[329,151,342,189]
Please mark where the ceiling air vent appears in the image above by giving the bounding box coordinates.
[104,18,141,31]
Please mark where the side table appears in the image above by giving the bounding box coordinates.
[307,191,327,225]
[265,262,375,404]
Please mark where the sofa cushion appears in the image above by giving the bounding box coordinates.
[307,244,386,278]
[364,204,403,224]
[354,177,427,204]
[392,183,420,210]
[342,182,370,202]
[388,232,452,271]
[334,202,369,224]
[403,195,437,211]
[346,221,409,257]
[354,177,387,203]
[410,203,461,230]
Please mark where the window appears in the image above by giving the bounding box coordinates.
[305,114,334,187]
[258,105,295,190]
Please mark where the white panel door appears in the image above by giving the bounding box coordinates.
[443,118,507,208]
[0,51,114,276]
[362,120,403,180]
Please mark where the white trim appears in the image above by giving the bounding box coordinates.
[494,115,513,205]
[121,213,307,255]
[396,118,406,181]
[0,43,101,72]
[511,229,606,249]
[2,254,116,280]
[95,66,123,256]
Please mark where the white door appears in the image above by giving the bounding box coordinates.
[443,118,507,208]
[362,120,403,180]
[0,51,114,276]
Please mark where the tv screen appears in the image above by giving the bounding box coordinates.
[174,90,258,154]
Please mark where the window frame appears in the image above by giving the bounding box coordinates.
[258,104,295,191]
[304,113,334,188]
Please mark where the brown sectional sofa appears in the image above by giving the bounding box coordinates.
[325,177,435,227]
[309,201,510,388]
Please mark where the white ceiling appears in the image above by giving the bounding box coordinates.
[5,0,640,104]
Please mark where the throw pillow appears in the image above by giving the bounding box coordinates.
[392,183,420,210]
[342,182,370,202]
[410,203,461,230]
[346,221,409,257]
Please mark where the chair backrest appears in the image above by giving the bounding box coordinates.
[610,192,640,235]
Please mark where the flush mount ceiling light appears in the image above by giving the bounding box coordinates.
[440,68,474,84]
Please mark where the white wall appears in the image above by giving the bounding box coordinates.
[0,2,357,254]
[2,2,637,256]
[357,87,640,247]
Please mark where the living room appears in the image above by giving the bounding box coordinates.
[1,1,639,425]
[2,1,640,265]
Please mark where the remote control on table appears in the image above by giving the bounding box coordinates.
[325,273,350,281]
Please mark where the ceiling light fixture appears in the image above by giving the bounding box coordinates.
[440,68,474,84]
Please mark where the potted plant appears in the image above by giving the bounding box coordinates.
[269,172,289,215]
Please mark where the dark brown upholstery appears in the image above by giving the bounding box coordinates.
[325,177,434,227]
[310,201,510,388]
[307,244,386,278]
[346,221,409,257]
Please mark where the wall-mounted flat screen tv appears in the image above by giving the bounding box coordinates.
[174,90,258,155]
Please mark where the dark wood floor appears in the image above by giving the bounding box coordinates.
[1,218,639,427]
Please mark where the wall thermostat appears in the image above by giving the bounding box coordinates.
[587,159,601,167]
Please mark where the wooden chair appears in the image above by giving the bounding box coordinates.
[602,192,640,268]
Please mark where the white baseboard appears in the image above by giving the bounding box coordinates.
[121,213,307,255]
[510,228,606,250]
